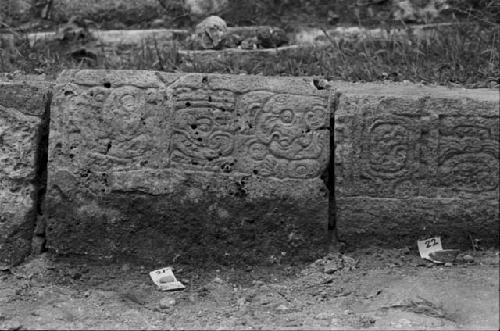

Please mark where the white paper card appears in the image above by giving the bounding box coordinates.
[149,267,185,291]
[417,236,443,261]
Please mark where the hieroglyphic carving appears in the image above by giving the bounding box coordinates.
[54,82,171,172]
[438,116,499,196]
[356,114,422,197]
[235,92,329,179]
[170,88,237,171]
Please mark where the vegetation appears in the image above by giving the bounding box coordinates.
[1,21,498,88]
[0,1,498,88]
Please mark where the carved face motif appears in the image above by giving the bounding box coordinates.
[172,108,234,164]
[255,94,327,160]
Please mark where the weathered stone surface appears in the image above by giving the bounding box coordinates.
[0,75,50,265]
[46,70,332,265]
[49,0,162,24]
[178,45,315,68]
[334,82,499,247]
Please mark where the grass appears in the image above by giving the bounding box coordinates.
[1,21,499,88]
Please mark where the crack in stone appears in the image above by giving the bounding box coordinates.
[31,90,52,255]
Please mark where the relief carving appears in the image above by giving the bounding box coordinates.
[56,83,171,171]
[171,88,237,171]
[357,115,421,196]
[438,116,499,195]
[236,93,329,179]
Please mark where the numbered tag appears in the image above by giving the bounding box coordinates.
[417,236,443,262]
[149,266,185,291]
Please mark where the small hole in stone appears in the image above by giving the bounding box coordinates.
[185,101,191,107]
[208,96,212,102]
[202,76,208,84]
[191,124,197,129]
[313,79,324,90]
[253,170,259,175]
[197,138,202,142]
[64,90,74,96]
[103,82,111,88]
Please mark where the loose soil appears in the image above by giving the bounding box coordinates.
[1,248,498,330]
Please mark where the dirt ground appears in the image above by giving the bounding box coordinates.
[0,247,498,330]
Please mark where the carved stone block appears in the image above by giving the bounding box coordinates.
[235,92,329,179]
[437,116,499,199]
[0,76,49,265]
[334,83,499,246]
[46,71,332,265]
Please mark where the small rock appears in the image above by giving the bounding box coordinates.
[252,280,264,287]
[159,297,176,309]
[70,271,82,280]
[276,304,289,312]
[444,262,453,267]
[463,254,474,263]
[257,27,288,48]
[315,312,332,320]
[401,247,410,255]
[151,18,165,28]
[237,297,246,307]
[83,290,90,297]
[323,261,340,274]
[213,276,223,284]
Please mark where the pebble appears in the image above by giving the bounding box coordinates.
[252,280,264,287]
[121,263,131,272]
[444,262,453,267]
[324,265,339,274]
[237,297,246,307]
[463,255,474,263]
[159,297,176,309]
[276,304,290,312]
[150,19,166,28]
[315,312,332,320]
